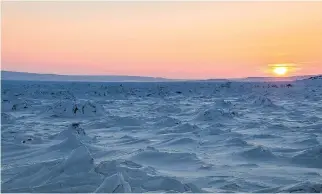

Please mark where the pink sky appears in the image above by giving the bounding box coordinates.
[2,2,322,79]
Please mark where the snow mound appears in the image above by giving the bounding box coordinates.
[2,146,95,192]
[59,146,94,174]
[1,160,62,190]
[48,123,96,152]
[94,159,202,192]
[47,100,104,118]
[48,133,83,152]
[252,96,276,107]
[50,123,87,140]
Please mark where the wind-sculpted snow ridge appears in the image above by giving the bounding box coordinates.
[2,124,201,193]
[47,123,95,152]
[94,159,203,193]
[1,80,322,193]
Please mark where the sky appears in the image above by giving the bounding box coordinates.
[2,1,322,79]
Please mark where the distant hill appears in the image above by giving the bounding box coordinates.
[234,75,318,82]
[1,71,173,82]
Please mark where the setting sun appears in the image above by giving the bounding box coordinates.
[273,66,288,76]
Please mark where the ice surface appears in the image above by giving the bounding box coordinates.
[46,100,105,118]
[1,79,322,192]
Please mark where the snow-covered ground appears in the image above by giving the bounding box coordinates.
[1,78,322,193]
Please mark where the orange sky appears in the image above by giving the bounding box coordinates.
[2,2,322,79]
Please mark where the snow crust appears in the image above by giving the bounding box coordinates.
[1,79,322,192]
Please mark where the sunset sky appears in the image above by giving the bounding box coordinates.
[2,2,322,79]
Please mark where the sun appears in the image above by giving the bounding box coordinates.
[273,66,288,76]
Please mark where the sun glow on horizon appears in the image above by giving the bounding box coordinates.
[273,66,289,76]
[267,63,298,77]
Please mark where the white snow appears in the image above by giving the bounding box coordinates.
[1,78,322,192]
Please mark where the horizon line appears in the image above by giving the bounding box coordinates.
[1,69,320,80]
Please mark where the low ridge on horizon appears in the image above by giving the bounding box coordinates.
[1,70,320,82]
[1,70,175,82]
